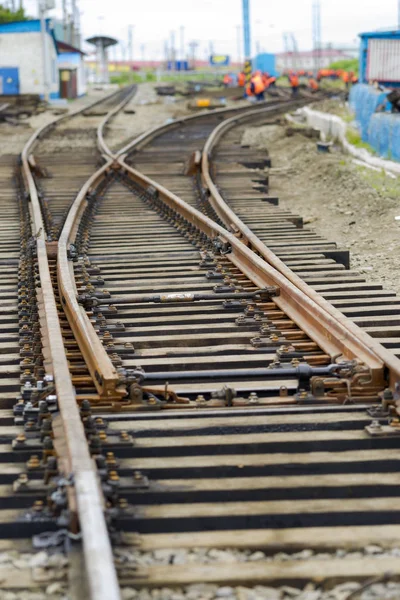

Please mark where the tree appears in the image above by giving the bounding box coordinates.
[0,4,28,24]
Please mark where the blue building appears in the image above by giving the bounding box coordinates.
[359,29,400,86]
[0,19,59,97]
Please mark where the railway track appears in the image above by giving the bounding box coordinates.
[3,86,400,599]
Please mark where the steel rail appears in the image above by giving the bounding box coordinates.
[57,160,126,401]
[21,154,121,600]
[117,157,384,385]
[20,88,133,600]
[23,85,132,160]
[97,85,138,156]
[113,93,299,159]
[200,107,400,389]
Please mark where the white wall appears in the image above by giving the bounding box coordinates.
[0,31,58,96]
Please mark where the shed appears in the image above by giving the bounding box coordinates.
[57,40,86,98]
[0,19,59,98]
[359,29,400,86]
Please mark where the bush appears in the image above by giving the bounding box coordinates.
[329,58,359,75]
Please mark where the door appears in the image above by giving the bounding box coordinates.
[0,68,19,95]
[70,70,77,98]
[59,70,70,99]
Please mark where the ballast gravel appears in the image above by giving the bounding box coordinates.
[120,582,400,600]
[114,545,400,566]
[117,546,400,600]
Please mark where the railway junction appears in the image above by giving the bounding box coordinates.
[2,2,400,599]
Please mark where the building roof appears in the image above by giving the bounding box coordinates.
[359,29,400,39]
[0,19,58,53]
[57,40,85,55]
[277,49,352,58]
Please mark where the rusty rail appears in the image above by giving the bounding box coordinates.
[117,156,384,386]
[200,107,400,389]
[20,89,130,600]
[113,93,301,159]
[97,85,138,156]
[57,160,126,401]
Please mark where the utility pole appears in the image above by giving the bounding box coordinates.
[141,43,145,63]
[312,0,322,75]
[128,25,134,62]
[236,25,241,64]
[242,0,252,83]
[74,2,81,48]
[188,41,198,69]
[164,40,169,64]
[38,0,50,102]
[170,30,176,69]
[71,0,77,46]
[62,0,68,42]
[180,25,185,59]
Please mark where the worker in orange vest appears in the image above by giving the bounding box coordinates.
[251,72,266,101]
[237,72,245,87]
[245,80,255,97]
[268,76,277,88]
[223,73,233,87]
[308,77,319,92]
[342,71,350,90]
[262,72,269,87]
[288,72,299,96]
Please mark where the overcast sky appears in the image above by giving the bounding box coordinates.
[23,0,399,60]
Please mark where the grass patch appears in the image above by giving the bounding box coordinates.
[357,166,400,198]
[346,127,375,153]
[110,71,219,86]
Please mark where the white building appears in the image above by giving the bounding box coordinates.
[0,19,59,98]
[276,48,354,73]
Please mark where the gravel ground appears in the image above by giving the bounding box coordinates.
[116,546,400,600]
[105,82,251,152]
[104,82,192,151]
[120,582,400,600]
[241,112,400,295]
[114,545,400,567]
[0,550,68,599]
[0,87,112,156]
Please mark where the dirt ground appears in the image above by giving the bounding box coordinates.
[242,113,400,295]
[105,82,249,151]
[0,86,111,156]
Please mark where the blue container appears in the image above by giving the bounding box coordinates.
[253,53,277,77]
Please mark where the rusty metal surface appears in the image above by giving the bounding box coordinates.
[57,161,126,401]
[14,84,400,595]
[200,107,400,389]
[118,158,385,385]
[20,89,129,600]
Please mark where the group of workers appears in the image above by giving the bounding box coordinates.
[223,71,277,101]
[316,69,358,89]
[222,66,358,100]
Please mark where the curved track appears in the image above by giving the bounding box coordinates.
[3,86,400,598]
